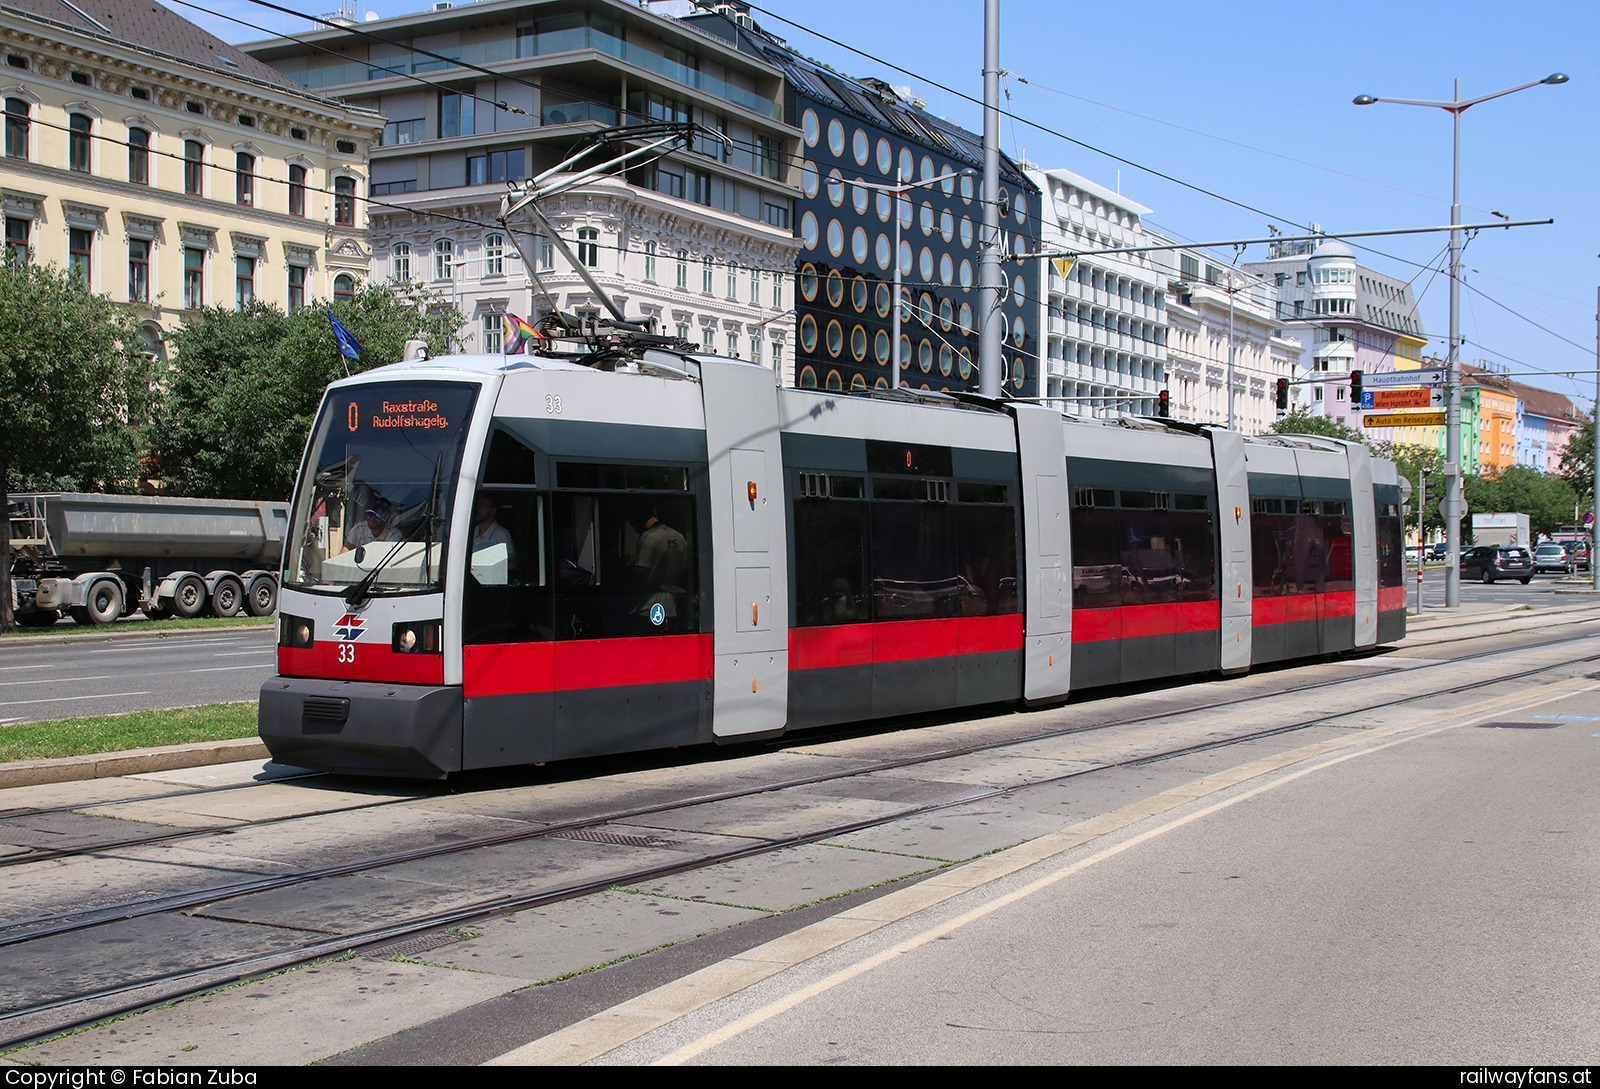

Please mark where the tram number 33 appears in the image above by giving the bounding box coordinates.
[545,394,562,415]
[338,644,356,663]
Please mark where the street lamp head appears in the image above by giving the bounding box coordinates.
[1543,73,1570,85]
[1352,94,1378,106]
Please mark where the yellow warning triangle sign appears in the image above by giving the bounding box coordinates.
[1051,257,1075,279]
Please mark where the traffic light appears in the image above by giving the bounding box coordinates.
[1276,378,1289,411]
[1349,369,1363,403]
[1158,390,1170,418]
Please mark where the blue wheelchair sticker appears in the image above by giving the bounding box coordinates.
[649,602,666,627]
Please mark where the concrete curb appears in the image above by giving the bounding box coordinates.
[0,737,269,788]
[0,620,274,649]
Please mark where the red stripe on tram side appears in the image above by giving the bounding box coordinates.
[1320,590,1357,618]
[1252,591,1360,627]
[1070,600,1221,643]
[1378,584,1408,613]
[463,634,713,698]
[788,615,1024,672]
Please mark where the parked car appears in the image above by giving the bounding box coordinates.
[1425,543,1447,562]
[1564,540,1592,572]
[1460,546,1533,584]
[1533,543,1572,574]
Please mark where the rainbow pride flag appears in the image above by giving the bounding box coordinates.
[502,312,543,354]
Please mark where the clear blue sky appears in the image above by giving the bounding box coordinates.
[185,0,1600,411]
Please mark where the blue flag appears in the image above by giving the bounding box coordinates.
[327,310,363,360]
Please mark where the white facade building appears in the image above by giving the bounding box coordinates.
[1030,166,1167,417]
[244,0,801,379]
[1161,244,1300,435]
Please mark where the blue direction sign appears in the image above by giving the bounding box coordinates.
[1363,369,1446,390]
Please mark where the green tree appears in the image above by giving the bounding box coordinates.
[1266,409,1366,444]
[0,259,145,631]
[1558,414,1594,507]
[152,284,460,500]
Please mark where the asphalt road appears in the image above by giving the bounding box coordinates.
[0,628,276,723]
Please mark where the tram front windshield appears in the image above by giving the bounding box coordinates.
[284,380,479,595]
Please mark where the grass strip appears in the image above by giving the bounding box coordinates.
[2,616,273,638]
[0,703,258,762]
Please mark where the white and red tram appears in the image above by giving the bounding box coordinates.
[261,349,1405,777]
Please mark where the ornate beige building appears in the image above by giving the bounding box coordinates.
[1,0,383,360]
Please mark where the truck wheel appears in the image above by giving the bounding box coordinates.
[84,579,124,625]
[16,609,60,627]
[210,575,244,618]
[245,575,278,617]
[171,574,207,619]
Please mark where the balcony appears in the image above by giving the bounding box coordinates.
[288,26,780,119]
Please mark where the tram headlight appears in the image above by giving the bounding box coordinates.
[278,614,314,648]
[392,620,441,655]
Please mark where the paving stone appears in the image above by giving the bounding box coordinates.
[621,841,942,913]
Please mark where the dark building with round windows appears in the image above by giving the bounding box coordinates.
[683,7,1041,396]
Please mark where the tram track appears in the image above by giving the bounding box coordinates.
[2,620,1597,1049]
[1,605,1596,872]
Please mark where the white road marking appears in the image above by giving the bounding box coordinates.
[0,691,151,708]
[0,675,116,687]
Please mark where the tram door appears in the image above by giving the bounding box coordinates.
[1012,404,1071,702]
[700,359,789,738]
[1209,428,1253,673]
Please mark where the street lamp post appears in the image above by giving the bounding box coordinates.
[1354,73,1567,609]
[848,171,968,389]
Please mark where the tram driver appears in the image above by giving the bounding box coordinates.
[629,506,688,626]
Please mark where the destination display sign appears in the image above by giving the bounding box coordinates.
[1361,388,1444,411]
[1363,411,1447,429]
[1364,369,1446,390]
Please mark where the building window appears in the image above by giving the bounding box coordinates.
[750,335,762,366]
[539,234,553,270]
[184,140,204,196]
[68,113,91,172]
[381,118,425,146]
[68,227,92,286]
[755,134,782,180]
[676,321,690,341]
[772,275,782,310]
[749,268,760,305]
[392,242,410,282]
[468,148,525,185]
[726,260,737,299]
[288,265,306,311]
[128,239,150,303]
[235,256,255,309]
[763,202,789,229]
[5,215,28,264]
[726,331,738,357]
[576,227,598,268]
[675,248,688,290]
[285,164,306,216]
[236,152,254,205]
[439,91,474,140]
[333,273,355,301]
[126,127,149,185]
[434,238,454,280]
[183,246,204,308]
[481,311,499,350]
[4,98,28,160]
[702,255,713,294]
[333,176,355,227]
[483,232,503,276]
[642,240,656,282]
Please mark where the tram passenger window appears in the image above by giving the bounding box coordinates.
[552,493,697,639]
[1171,507,1216,602]
[1121,508,1176,606]
[794,498,868,625]
[462,492,551,645]
[871,502,957,620]
[955,504,1017,615]
[483,429,539,485]
[1071,506,1122,609]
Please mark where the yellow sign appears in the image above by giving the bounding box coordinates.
[1051,257,1076,279]
[1363,411,1446,428]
